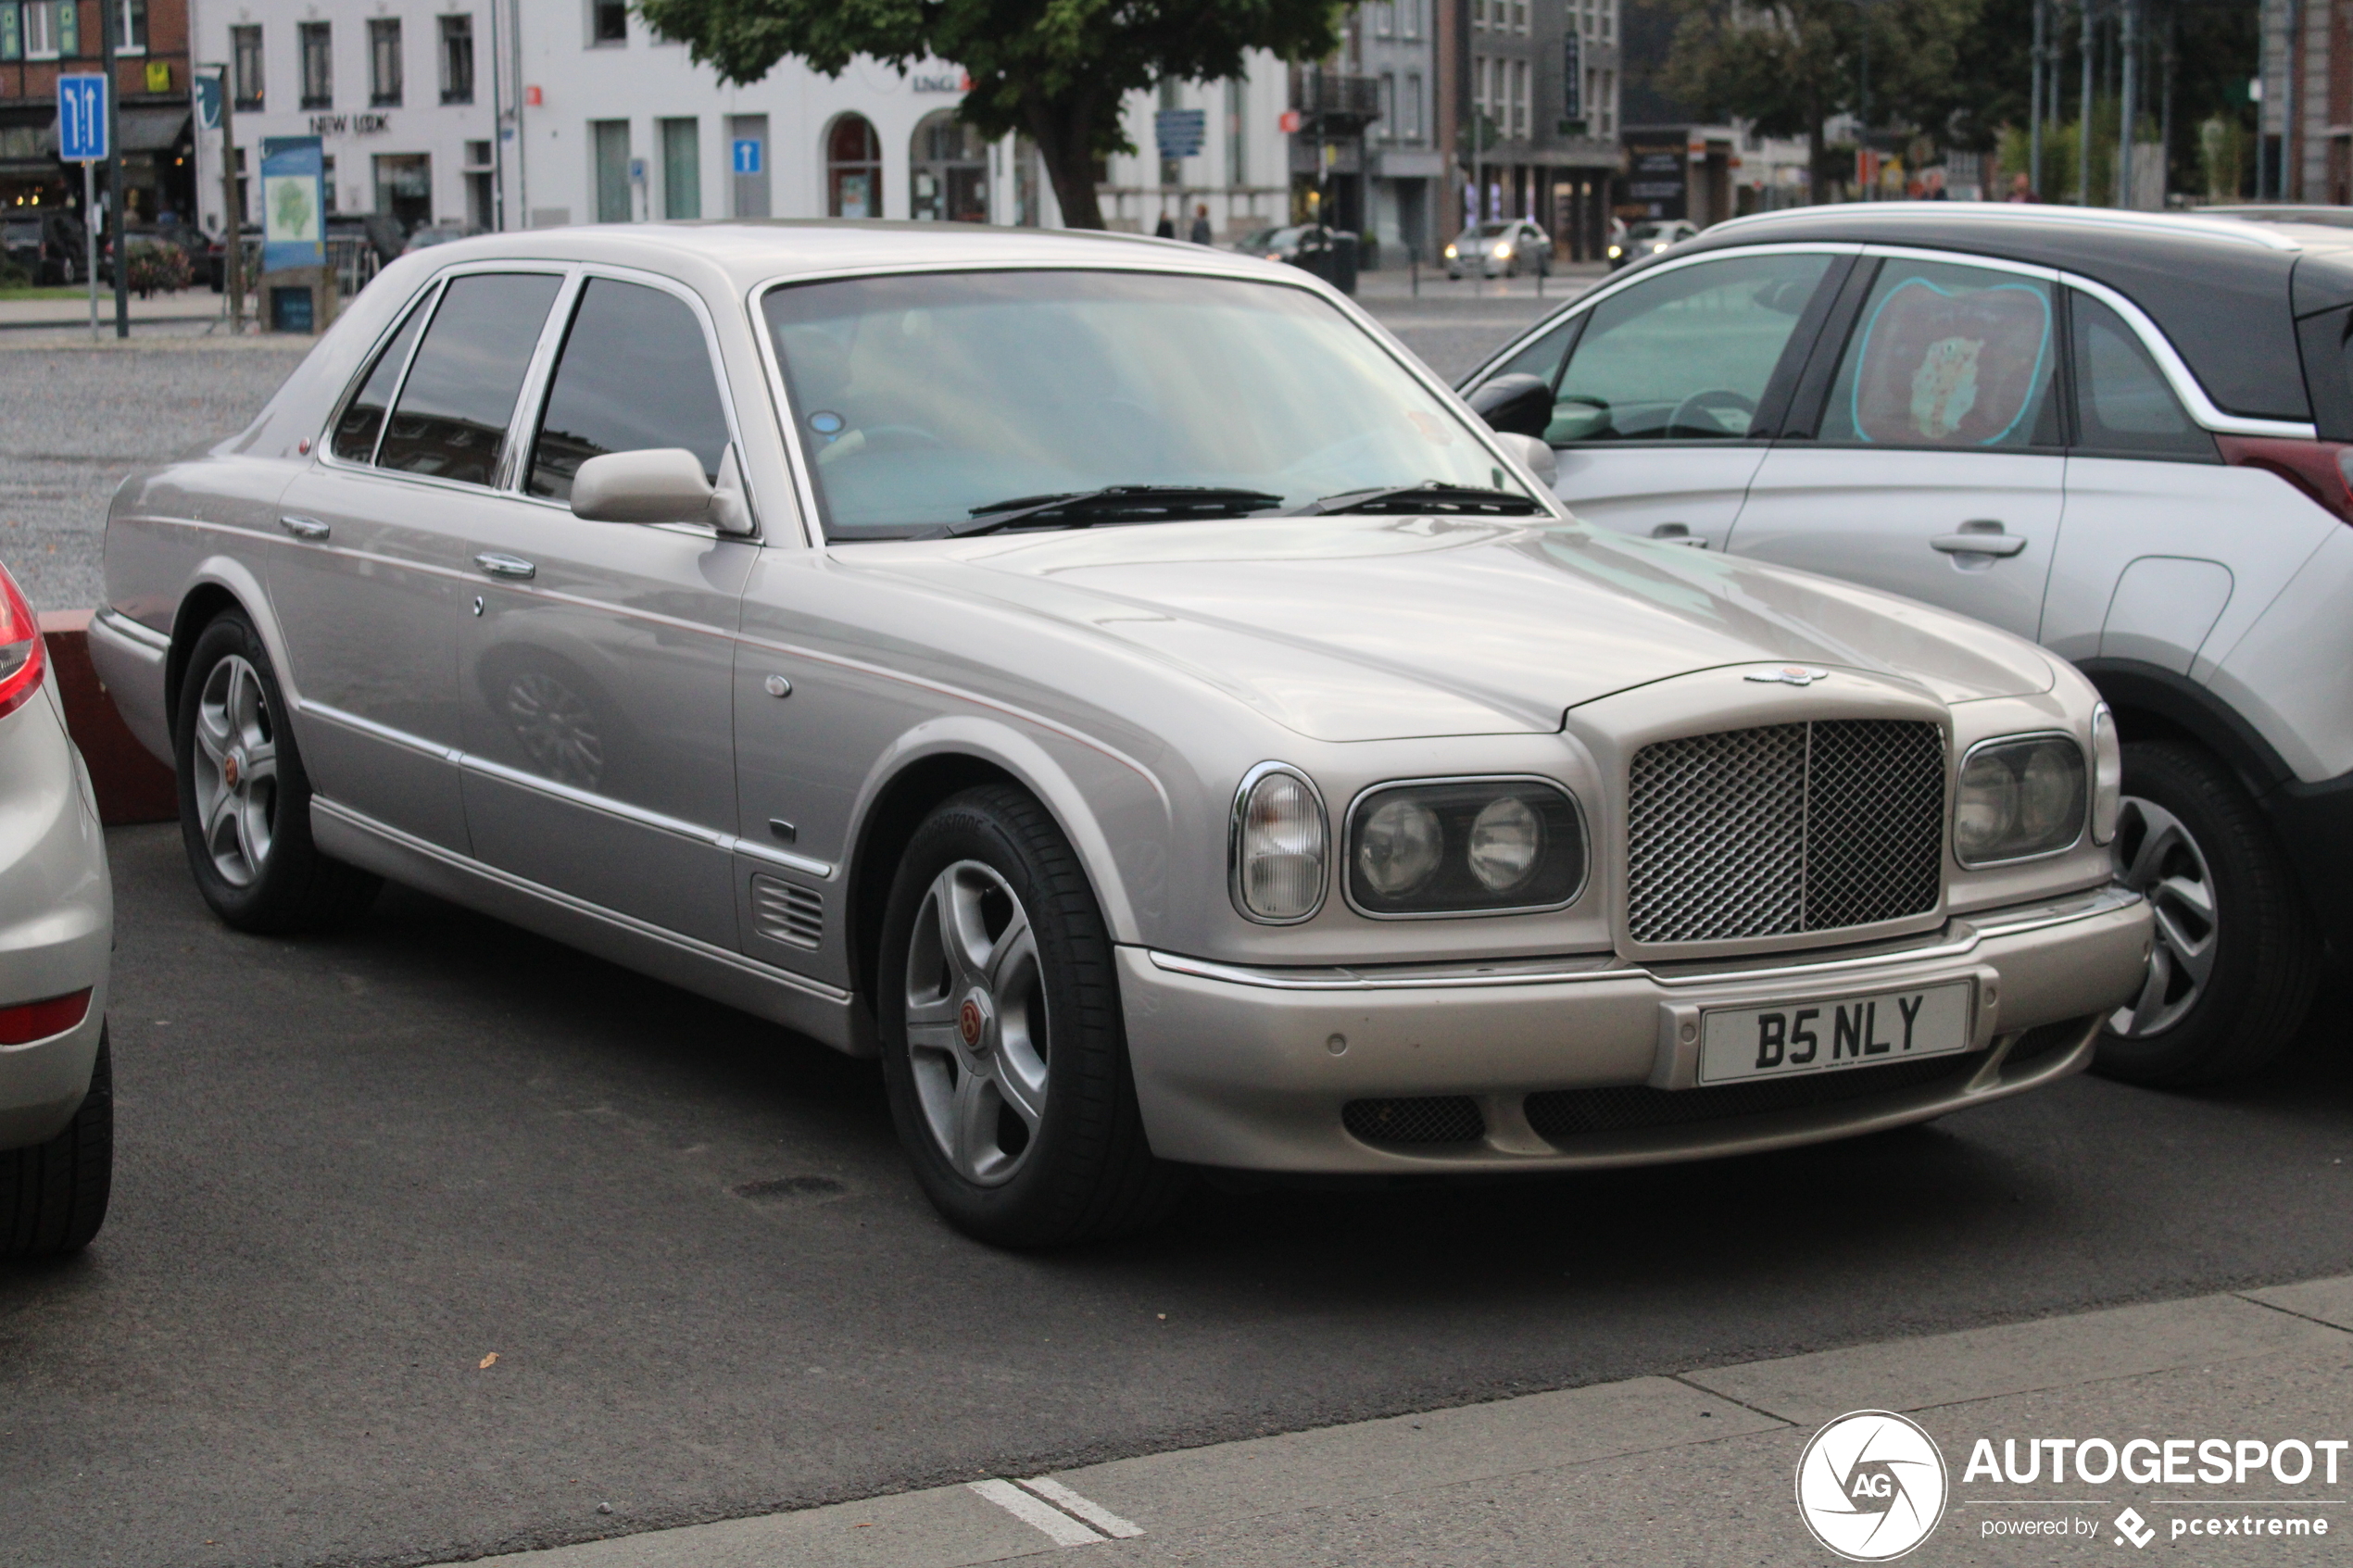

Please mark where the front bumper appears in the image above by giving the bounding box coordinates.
[1120,884,2149,1172]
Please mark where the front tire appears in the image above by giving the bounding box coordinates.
[1,1030,112,1258]
[174,610,380,934]
[875,785,1187,1247]
[2094,739,2319,1085]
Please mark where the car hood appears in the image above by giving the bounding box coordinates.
[862,517,2054,743]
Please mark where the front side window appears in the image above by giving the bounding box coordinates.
[2070,292,2212,458]
[1551,252,1832,443]
[376,273,562,485]
[762,269,1530,538]
[439,14,473,103]
[528,279,730,500]
[1817,259,2058,450]
[299,21,331,109]
[369,18,402,107]
[231,24,263,107]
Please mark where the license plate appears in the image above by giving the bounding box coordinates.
[1696,981,1973,1085]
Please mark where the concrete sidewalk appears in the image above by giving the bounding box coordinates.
[455,1276,2353,1567]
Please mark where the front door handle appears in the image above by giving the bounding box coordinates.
[278,514,331,542]
[1930,521,2028,558]
[472,552,536,581]
[1649,521,1710,548]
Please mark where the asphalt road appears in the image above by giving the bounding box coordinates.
[2,827,2347,1568]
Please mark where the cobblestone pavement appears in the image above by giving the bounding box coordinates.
[0,336,308,611]
[0,281,1569,614]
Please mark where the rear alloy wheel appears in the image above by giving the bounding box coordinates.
[0,1030,112,1258]
[175,611,380,934]
[876,784,1186,1247]
[2094,740,2319,1086]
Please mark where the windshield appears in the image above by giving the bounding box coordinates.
[761,269,1531,539]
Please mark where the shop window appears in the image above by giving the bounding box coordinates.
[661,118,699,220]
[826,114,881,219]
[911,110,987,221]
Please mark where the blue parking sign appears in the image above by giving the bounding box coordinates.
[57,75,107,162]
[732,138,761,177]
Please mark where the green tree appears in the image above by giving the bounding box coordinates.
[635,0,1346,230]
[1662,0,1973,200]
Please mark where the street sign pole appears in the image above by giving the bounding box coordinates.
[102,0,128,337]
[57,73,108,338]
[203,67,245,332]
[84,161,98,339]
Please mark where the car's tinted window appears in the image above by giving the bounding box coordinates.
[1817,259,2059,450]
[527,279,731,502]
[331,295,431,464]
[376,272,562,486]
[2070,293,2212,458]
[1550,253,1831,443]
[1487,316,1579,388]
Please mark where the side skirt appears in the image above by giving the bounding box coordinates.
[309,796,873,1058]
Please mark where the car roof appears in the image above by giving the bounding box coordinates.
[1659,203,2338,420]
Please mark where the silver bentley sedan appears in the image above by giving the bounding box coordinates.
[87,223,2151,1247]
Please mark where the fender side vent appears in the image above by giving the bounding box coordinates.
[751,874,824,950]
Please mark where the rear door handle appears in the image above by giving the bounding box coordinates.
[472,552,536,581]
[1930,521,2028,558]
[278,514,331,542]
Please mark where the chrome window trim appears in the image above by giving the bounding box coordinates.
[318,274,443,470]
[745,259,1570,549]
[1227,760,1330,926]
[1339,773,1590,920]
[1952,728,2090,870]
[1146,884,2142,993]
[2052,270,2315,439]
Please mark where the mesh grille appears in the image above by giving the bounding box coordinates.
[750,874,824,950]
[1523,1051,1984,1140]
[1628,720,1944,944]
[1342,1097,1486,1148]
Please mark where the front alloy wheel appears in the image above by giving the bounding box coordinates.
[903,859,1051,1185]
[190,652,280,887]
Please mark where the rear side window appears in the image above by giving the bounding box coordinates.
[330,296,430,463]
[2069,293,2214,459]
[527,278,732,501]
[1551,253,1831,443]
[376,272,563,486]
[1817,259,2059,450]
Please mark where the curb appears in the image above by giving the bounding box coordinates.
[39,609,177,826]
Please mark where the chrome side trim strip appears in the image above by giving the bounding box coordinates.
[1145,884,2141,992]
[309,795,852,1004]
[723,834,836,880]
[93,608,170,653]
[298,699,460,761]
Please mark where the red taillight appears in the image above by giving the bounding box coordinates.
[2217,434,2353,524]
[0,989,92,1046]
[0,563,46,721]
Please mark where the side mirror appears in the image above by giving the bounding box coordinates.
[571,448,713,524]
[1467,373,1554,439]
[1491,431,1557,490]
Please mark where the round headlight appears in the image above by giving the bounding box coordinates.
[1492,242,1513,258]
[1956,735,2087,866]
[2016,744,2082,842]
[1357,796,1443,897]
[1954,764,2019,863]
[1232,765,1327,922]
[1467,796,1541,892]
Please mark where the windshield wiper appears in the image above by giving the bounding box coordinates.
[1302,482,1549,517]
[942,485,1287,538]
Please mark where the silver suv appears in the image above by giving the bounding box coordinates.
[1462,204,2353,1086]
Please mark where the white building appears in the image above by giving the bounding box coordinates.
[190,0,1291,241]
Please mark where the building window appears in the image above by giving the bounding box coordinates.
[1378,72,1394,142]
[1510,58,1528,138]
[21,0,57,58]
[1373,1,1393,38]
[1471,53,1486,121]
[114,0,145,52]
[439,15,474,104]
[592,119,632,221]
[825,114,881,218]
[911,109,987,221]
[1403,71,1423,141]
[464,139,494,229]
[1470,0,1485,31]
[299,21,332,109]
[1225,78,1246,187]
[660,117,700,219]
[591,0,625,44]
[373,152,430,232]
[1513,0,1529,31]
[0,6,19,60]
[369,19,402,107]
[1402,0,1421,39]
[232,24,263,107]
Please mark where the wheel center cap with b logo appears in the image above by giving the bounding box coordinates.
[222,750,244,789]
[957,993,990,1052]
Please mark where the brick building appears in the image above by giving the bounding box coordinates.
[2,0,195,223]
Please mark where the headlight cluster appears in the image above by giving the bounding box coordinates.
[1347,778,1584,916]
[1231,764,1328,922]
[1492,242,1513,259]
[1442,243,1459,259]
[1955,734,2087,866]
[2091,704,2122,845]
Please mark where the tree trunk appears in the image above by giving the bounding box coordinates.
[1806,87,1829,203]
[1026,92,1106,230]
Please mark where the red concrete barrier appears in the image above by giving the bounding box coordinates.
[38,609,178,827]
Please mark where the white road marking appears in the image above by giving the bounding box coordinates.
[966,1478,1105,1546]
[1018,1477,1144,1539]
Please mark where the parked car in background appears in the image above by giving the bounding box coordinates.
[1445,220,1552,279]
[1606,220,1700,270]
[203,225,261,292]
[328,212,407,268]
[1461,203,2353,1085]
[0,563,114,1259]
[402,222,486,255]
[90,223,2145,1247]
[4,210,86,285]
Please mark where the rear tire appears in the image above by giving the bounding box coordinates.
[174,610,380,934]
[875,784,1188,1247]
[2093,740,2319,1085]
[0,1030,113,1258]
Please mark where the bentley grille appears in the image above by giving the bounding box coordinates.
[1626,719,1945,945]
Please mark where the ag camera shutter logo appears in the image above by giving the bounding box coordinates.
[1795,1410,1949,1561]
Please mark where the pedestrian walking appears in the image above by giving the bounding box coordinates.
[1154,211,1176,240]
[1189,204,1213,245]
